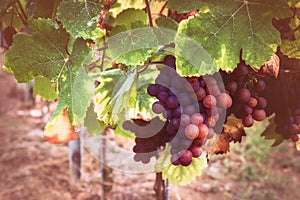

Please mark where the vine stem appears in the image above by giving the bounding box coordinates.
[16,0,27,21]
[159,1,168,15]
[145,0,153,27]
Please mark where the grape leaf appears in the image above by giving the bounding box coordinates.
[260,53,280,78]
[133,66,158,119]
[44,107,78,144]
[155,144,208,186]
[176,0,292,76]
[95,69,138,127]
[155,16,178,30]
[116,0,145,9]
[110,0,146,16]
[33,76,58,101]
[281,30,300,59]
[57,0,105,40]
[27,0,60,19]
[107,27,158,66]
[114,120,136,139]
[114,8,148,28]
[167,0,203,13]
[4,19,94,125]
[59,66,95,125]
[84,103,106,136]
[210,115,246,155]
[4,18,70,82]
[261,116,284,147]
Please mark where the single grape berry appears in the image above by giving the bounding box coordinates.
[248,97,258,108]
[195,87,206,101]
[191,113,204,126]
[257,97,267,109]
[237,88,251,103]
[172,106,182,118]
[189,146,202,158]
[243,115,254,127]
[166,96,179,109]
[185,124,199,139]
[157,91,169,103]
[163,55,176,69]
[198,124,209,139]
[147,84,159,96]
[152,101,165,114]
[252,109,266,121]
[183,104,197,116]
[291,134,299,142]
[226,81,238,93]
[170,118,181,130]
[217,93,232,109]
[253,79,266,92]
[179,150,193,166]
[180,114,191,127]
[171,154,181,165]
[178,93,192,106]
[203,95,217,109]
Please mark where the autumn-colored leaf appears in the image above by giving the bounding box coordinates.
[261,116,284,147]
[259,53,280,78]
[223,115,246,143]
[44,108,78,144]
[211,115,246,155]
[210,133,231,154]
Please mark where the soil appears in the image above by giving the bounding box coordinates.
[1,50,300,200]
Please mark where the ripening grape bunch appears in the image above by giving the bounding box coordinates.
[221,61,268,127]
[263,53,300,142]
[147,55,232,167]
[123,117,171,163]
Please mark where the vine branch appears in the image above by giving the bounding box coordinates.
[145,0,153,27]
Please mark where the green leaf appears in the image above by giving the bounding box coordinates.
[57,0,105,40]
[176,0,292,75]
[59,65,95,125]
[134,66,159,119]
[27,0,60,19]
[107,27,158,66]
[33,76,58,101]
[84,103,106,136]
[95,69,138,127]
[114,121,135,139]
[281,30,300,59]
[114,8,147,28]
[110,0,145,16]
[155,144,208,186]
[4,19,94,125]
[4,18,70,82]
[155,16,178,30]
[167,0,203,13]
[261,116,284,147]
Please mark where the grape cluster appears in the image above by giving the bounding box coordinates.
[264,53,300,142]
[123,117,171,163]
[147,55,232,166]
[222,61,268,127]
